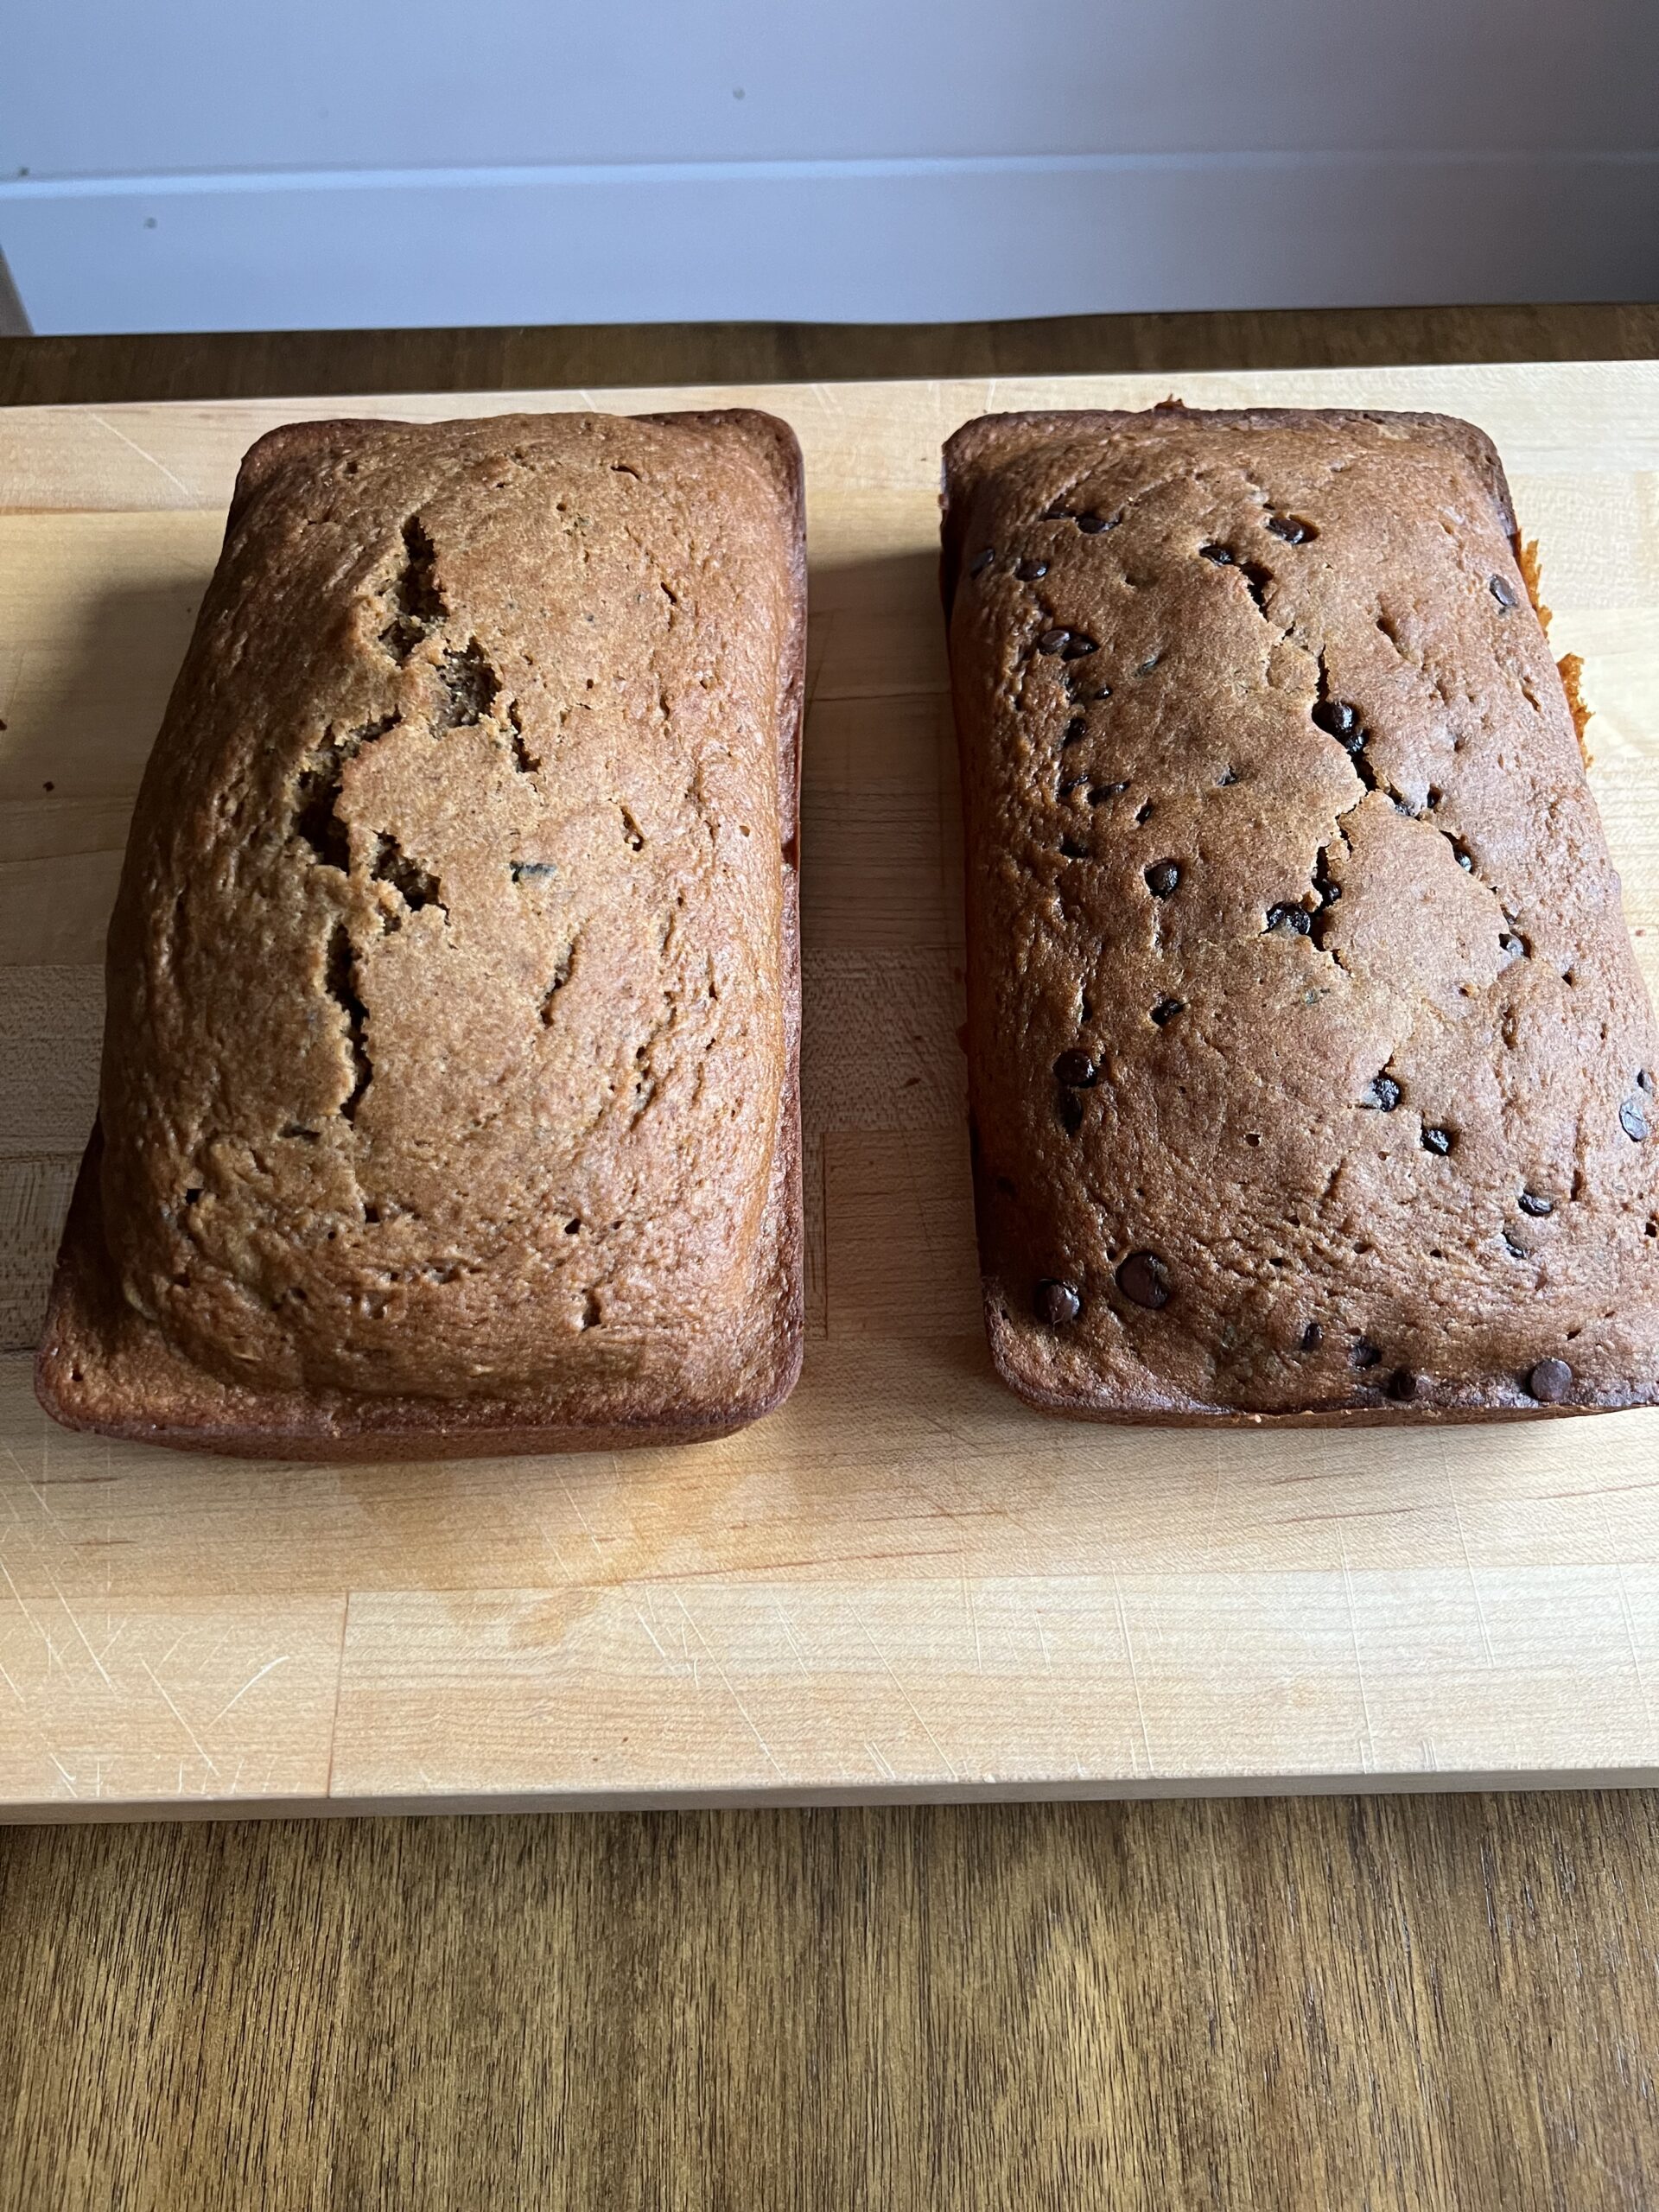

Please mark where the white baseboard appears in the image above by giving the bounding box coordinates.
[3,149,1656,337]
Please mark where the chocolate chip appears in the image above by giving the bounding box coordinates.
[1300,1321,1323,1352]
[1145,861,1180,897]
[1498,931,1527,962]
[1490,573,1520,609]
[1089,781,1129,804]
[1077,512,1112,534]
[1035,1279,1081,1325]
[968,548,995,578]
[1622,1096,1651,1141]
[1198,543,1234,564]
[1058,774,1088,798]
[1062,633,1099,659]
[1217,767,1240,786]
[1361,1073,1402,1111]
[1527,1357,1572,1403]
[1036,627,1071,654]
[1352,1340,1382,1369]
[1135,801,1155,825]
[1265,903,1313,936]
[1062,716,1087,747]
[1502,1231,1530,1259]
[1313,699,1359,741]
[1518,1190,1554,1217]
[1089,684,1113,702]
[1639,1070,1656,1096]
[1421,1125,1453,1155]
[1150,998,1185,1027]
[1116,1251,1171,1309]
[1053,1049,1098,1088]
[1057,1092,1084,1134]
[1388,1367,1421,1402]
[1016,558,1049,582]
[1267,514,1315,543]
[1060,837,1089,860]
[1452,843,1475,871]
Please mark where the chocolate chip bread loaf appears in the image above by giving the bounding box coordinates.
[37,409,804,1459]
[943,404,1659,1421]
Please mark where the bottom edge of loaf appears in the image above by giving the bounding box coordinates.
[983,1298,1657,1427]
[29,1375,799,1465]
[35,1129,804,1465]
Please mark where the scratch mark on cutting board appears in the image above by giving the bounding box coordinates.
[42,1571,114,1689]
[1109,1571,1154,1777]
[4,1440,72,1547]
[847,1600,958,1779]
[1438,1436,1495,1669]
[1612,1560,1656,1729]
[1197,1433,1225,1565]
[138,1656,219,1777]
[323,1598,351,1799]
[963,1566,983,1675]
[0,1552,60,1672]
[87,411,195,500]
[772,1599,814,1678]
[671,1594,785,1778]
[557,1473,608,1565]
[1338,1530,1378,1773]
[209,1654,289,1726]
[677,1608,699,1688]
[629,1603,672,1666]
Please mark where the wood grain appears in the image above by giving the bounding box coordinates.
[4,302,1658,408]
[3,359,1659,1814]
[1,1793,1656,2209]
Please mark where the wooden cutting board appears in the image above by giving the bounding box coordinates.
[3,365,1658,1818]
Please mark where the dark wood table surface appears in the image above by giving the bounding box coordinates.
[3,304,1658,2211]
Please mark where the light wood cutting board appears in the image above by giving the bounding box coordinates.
[3,365,1658,1820]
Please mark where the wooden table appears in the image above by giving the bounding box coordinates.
[3,308,1658,2209]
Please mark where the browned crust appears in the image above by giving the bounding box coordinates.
[944,403,1657,1427]
[942,405,1516,620]
[35,409,805,1462]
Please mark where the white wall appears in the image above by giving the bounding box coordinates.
[2,0,1655,334]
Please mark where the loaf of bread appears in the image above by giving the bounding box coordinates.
[943,404,1659,1421]
[37,409,804,1458]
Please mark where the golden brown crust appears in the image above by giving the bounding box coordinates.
[37,409,805,1459]
[944,404,1659,1423]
